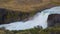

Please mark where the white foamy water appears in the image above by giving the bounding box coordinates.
[0,6,60,30]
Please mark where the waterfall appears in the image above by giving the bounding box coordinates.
[0,6,60,30]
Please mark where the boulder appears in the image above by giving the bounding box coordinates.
[47,14,60,27]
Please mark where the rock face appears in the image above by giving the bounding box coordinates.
[47,14,60,27]
[0,8,35,24]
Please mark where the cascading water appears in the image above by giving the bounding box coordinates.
[0,6,60,30]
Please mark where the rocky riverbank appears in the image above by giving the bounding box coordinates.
[0,8,38,24]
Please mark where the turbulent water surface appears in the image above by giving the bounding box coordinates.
[0,6,60,30]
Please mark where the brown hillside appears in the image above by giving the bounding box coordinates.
[0,0,60,24]
[0,0,54,12]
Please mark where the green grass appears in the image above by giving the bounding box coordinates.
[0,26,60,34]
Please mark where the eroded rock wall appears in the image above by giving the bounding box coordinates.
[47,14,60,27]
[0,8,37,24]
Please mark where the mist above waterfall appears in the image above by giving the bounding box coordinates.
[0,6,60,30]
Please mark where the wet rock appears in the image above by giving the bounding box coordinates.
[47,14,60,27]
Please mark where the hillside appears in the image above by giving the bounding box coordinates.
[0,0,60,25]
[0,0,60,34]
[0,0,59,12]
[0,0,51,24]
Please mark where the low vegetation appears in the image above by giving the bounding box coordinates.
[0,25,60,34]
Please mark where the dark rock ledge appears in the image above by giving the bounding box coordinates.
[47,14,60,27]
[0,8,37,24]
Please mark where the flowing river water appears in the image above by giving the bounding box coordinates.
[0,6,60,30]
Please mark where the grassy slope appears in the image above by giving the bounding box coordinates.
[0,0,53,24]
[0,0,60,12]
[0,0,52,12]
[0,26,60,34]
[51,0,60,6]
[0,0,60,23]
